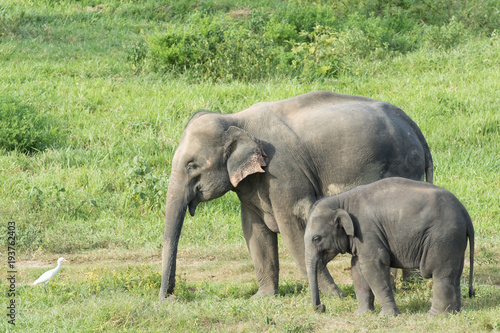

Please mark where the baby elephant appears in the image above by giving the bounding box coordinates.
[305,177,474,316]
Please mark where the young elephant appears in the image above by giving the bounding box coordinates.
[305,177,474,316]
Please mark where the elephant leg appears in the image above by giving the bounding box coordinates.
[453,275,462,312]
[318,264,346,298]
[359,259,401,316]
[425,244,465,316]
[452,257,465,312]
[390,268,398,290]
[278,212,345,298]
[351,256,375,314]
[241,205,279,296]
[429,276,459,316]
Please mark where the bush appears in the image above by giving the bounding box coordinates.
[290,26,348,77]
[0,96,63,153]
[341,0,499,33]
[273,0,337,35]
[147,9,347,81]
[339,11,423,58]
[140,0,484,81]
[423,17,467,49]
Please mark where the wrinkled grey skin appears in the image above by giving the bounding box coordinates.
[160,91,433,300]
[305,177,475,316]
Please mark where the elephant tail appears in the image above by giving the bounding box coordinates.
[416,129,433,184]
[468,219,475,298]
[424,145,433,184]
[407,115,433,183]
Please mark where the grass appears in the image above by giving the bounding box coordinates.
[1,0,499,331]
[5,246,500,332]
[4,247,500,332]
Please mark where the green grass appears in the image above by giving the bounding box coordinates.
[1,0,499,331]
[3,248,499,332]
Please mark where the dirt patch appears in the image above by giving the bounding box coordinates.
[228,7,251,19]
[87,5,105,12]
[17,245,355,286]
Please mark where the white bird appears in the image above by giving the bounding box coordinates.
[33,257,67,291]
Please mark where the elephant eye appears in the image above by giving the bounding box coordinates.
[186,162,197,171]
[312,236,322,244]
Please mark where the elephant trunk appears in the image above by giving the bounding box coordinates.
[159,180,189,300]
[306,252,326,313]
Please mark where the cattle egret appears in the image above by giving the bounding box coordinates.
[33,257,67,291]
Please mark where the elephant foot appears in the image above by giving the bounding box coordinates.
[314,304,326,313]
[428,306,454,317]
[159,294,178,302]
[354,307,374,315]
[318,276,345,298]
[335,288,346,298]
[318,270,346,298]
[320,284,346,298]
[252,287,278,298]
[427,309,439,317]
[380,306,401,316]
[167,295,179,302]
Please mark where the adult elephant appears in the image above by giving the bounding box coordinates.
[159,91,433,300]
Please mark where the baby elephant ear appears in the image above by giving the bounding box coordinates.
[333,209,354,236]
[224,126,268,187]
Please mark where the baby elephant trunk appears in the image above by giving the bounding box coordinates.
[306,253,326,313]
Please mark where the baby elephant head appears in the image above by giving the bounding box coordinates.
[305,206,354,312]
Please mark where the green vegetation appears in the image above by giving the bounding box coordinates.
[0,96,65,153]
[0,0,498,331]
[143,0,497,81]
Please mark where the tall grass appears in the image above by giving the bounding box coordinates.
[0,0,499,331]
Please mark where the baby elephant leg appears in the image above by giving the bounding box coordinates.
[429,276,461,316]
[360,259,401,316]
[351,256,375,314]
[318,265,346,298]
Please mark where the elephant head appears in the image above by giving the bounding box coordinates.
[159,113,268,299]
[305,207,354,312]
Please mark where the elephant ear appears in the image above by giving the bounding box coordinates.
[224,126,268,187]
[332,209,354,237]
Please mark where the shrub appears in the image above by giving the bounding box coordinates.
[423,17,467,49]
[0,96,63,153]
[141,0,482,81]
[272,1,337,36]
[339,11,422,58]
[146,10,346,81]
[290,26,348,77]
[263,17,297,44]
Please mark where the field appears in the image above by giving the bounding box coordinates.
[1,0,499,331]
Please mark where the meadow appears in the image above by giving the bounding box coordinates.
[0,0,499,331]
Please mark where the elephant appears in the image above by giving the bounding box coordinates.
[305,177,475,316]
[159,90,433,301]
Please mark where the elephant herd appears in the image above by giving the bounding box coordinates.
[158,91,474,316]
